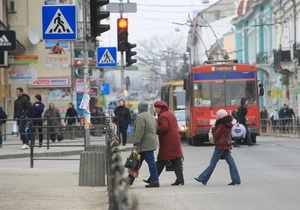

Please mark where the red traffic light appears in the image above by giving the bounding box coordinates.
[118,18,128,29]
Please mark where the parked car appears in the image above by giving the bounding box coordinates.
[174,110,187,141]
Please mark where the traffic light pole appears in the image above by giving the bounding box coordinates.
[121,51,125,96]
[119,0,125,97]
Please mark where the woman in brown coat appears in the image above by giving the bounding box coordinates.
[144,101,184,186]
[194,109,241,185]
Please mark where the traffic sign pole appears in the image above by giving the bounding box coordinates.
[83,0,90,146]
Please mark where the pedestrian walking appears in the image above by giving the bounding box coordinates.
[30,94,45,147]
[269,109,279,132]
[237,97,253,146]
[114,99,131,146]
[279,104,288,133]
[0,106,7,148]
[148,100,185,186]
[14,87,31,149]
[194,109,241,186]
[286,105,296,132]
[43,103,61,142]
[122,101,160,188]
[91,107,100,136]
[64,103,78,139]
[260,107,268,133]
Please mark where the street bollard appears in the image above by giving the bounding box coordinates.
[79,151,105,186]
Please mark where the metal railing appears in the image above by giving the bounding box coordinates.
[260,117,300,136]
[105,120,137,210]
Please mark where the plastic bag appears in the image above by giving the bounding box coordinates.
[12,121,19,137]
[127,124,131,134]
[208,127,215,144]
[231,123,246,138]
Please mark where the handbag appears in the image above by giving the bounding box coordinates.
[208,127,215,144]
[124,149,140,170]
[165,160,174,172]
[57,132,64,141]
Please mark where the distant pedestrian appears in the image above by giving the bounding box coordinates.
[43,103,61,142]
[114,99,131,146]
[269,109,279,132]
[237,98,253,146]
[0,106,6,148]
[98,107,106,136]
[279,104,288,133]
[286,105,296,132]
[14,87,31,150]
[64,103,78,139]
[91,107,100,136]
[195,109,241,186]
[30,95,45,147]
[122,101,159,188]
[260,107,268,133]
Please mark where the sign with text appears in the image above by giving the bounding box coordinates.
[30,77,70,87]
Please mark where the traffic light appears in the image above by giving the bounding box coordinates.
[126,43,137,66]
[117,18,128,51]
[90,0,110,38]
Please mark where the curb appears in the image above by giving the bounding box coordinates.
[0,146,133,160]
[0,150,84,160]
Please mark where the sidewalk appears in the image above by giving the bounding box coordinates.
[0,134,133,210]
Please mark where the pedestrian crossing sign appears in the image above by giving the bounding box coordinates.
[42,5,77,40]
[97,47,117,67]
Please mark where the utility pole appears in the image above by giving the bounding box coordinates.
[83,0,91,146]
[292,0,297,59]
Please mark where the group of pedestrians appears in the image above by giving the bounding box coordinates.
[261,103,296,133]
[0,87,108,150]
[121,100,240,188]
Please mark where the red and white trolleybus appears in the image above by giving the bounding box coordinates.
[184,61,261,146]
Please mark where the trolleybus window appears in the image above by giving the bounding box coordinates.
[193,77,257,106]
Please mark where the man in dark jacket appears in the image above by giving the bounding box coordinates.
[237,97,253,146]
[14,87,31,149]
[114,99,131,146]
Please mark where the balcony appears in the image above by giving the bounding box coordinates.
[273,49,291,64]
[256,52,269,64]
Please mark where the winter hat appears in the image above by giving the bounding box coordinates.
[216,109,228,119]
[138,101,148,113]
[154,101,168,109]
[241,97,248,106]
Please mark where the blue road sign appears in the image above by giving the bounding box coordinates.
[97,47,117,67]
[101,83,110,95]
[42,5,77,40]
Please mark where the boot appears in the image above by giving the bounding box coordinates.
[233,138,240,147]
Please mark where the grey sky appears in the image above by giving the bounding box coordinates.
[100,0,220,48]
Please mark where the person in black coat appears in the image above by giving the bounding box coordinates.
[237,97,253,146]
[114,99,131,146]
[64,103,78,140]
[14,87,31,149]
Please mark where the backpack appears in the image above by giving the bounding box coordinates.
[0,109,8,124]
[232,109,238,120]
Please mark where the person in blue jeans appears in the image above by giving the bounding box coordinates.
[122,101,159,188]
[195,109,241,186]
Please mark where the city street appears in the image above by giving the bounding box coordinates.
[1,136,300,209]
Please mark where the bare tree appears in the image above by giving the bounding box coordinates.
[136,34,187,82]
